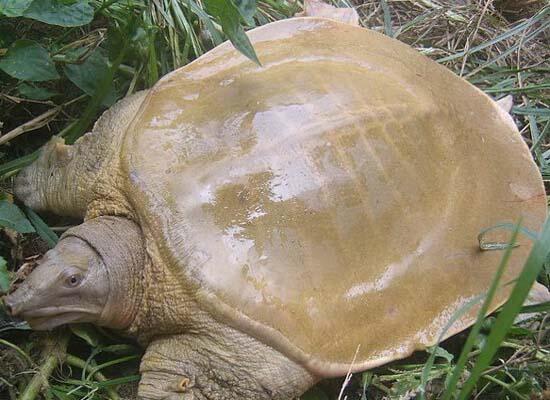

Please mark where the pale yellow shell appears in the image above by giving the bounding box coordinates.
[122,18,546,375]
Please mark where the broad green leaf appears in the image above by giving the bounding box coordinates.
[0,0,33,16]
[18,83,57,100]
[427,346,454,363]
[64,49,117,106]
[63,37,128,143]
[23,0,93,27]
[0,25,16,47]
[0,39,59,81]
[234,0,256,26]
[186,0,223,45]
[70,324,102,347]
[204,0,260,65]
[0,256,9,293]
[0,200,35,233]
[24,206,58,248]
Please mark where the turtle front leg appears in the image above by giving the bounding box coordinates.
[15,91,148,218]
[138,327,317,400]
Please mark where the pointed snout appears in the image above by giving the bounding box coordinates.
[3,286,30,317]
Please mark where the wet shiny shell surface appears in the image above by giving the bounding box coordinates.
[122,18,546,375]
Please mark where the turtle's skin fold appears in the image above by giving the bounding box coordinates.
[5,17,547,400]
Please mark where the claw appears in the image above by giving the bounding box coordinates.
[169,377,192,393]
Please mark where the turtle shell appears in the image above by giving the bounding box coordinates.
[121,18,546,375]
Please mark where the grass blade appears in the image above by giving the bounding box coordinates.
[465,19,550,77]
[456,217,550,399]
[186,0,224,46]
[0,151,39,178]
[518,300,550,314]
[204,0,260,65]
[94,375,141,387]
[441,222,522,400]
[483,83,550,94]
[379,0,393,37]
[24,206,59,248]
[437,7,549,63]
[530,120,550,153]
[419,294,482,399]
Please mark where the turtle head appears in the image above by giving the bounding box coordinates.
[4,217,145,331]
[4,236,110,330]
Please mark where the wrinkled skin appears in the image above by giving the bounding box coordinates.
[5,218,316,400]
[4,85,316,399]
[5,237,109,330]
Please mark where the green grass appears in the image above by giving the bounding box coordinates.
[1,1,549,399]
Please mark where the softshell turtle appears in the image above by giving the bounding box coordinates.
[4,11,548,400]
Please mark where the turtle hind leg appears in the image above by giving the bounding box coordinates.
[138,326,318,400]
[15,136,94,217]
[297,0,359,26]
[15,91,148,218]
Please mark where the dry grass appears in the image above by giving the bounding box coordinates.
[354,0,549,69]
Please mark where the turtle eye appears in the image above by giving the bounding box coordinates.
[64,273,83,288]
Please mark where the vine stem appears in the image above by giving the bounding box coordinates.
[18,330,70,400]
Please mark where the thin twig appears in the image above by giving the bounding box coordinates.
[0,94,87,146]
[0,339,34,366]
[0,93,54,106]
[0,108,60,146]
